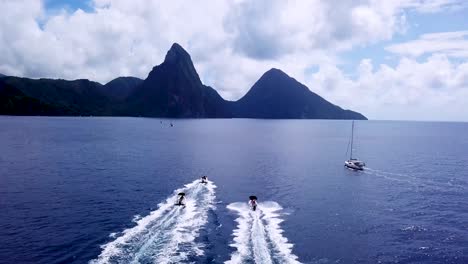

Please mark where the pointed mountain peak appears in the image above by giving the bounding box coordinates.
[144,42,200,85]
[265,68,286,75]
[164,43,191,64]
[169,42,185,52]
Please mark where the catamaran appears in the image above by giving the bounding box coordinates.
[345,120,366,170]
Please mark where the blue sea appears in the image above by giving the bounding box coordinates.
[1,116,468,264]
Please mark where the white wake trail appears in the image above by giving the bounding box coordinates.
[364,167,466,191]
[90,180,216,264]
[226,201,301,264]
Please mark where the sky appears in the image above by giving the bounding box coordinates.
[0,0,467,121]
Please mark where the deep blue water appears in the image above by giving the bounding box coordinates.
[1,116,468,264]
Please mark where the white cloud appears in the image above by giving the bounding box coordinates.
[308,54,468,121]
[0,0,467,120]
[401,0,468,13]
[386,31,468,58]
[225,0,409,57]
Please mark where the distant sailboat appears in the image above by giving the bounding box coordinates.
[345,120,365,170]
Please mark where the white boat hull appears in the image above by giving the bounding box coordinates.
[345,160,365,170]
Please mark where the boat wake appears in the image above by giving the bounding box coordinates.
[363,167,466,191]
[226,201,301,264]
[90,180,216,264]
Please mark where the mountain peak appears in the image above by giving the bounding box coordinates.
[169,42,184,51]
[254,68,299,90]
[158,43,199,81]
[242,68,305,101]
[236,68,367,120]
[265,68,286,75]
[129,42,228,118]
[260,68,291,81]
[164,43,191,64]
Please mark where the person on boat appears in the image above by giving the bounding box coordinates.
[249,196,257,211]
[201,176,208,184]
[176,193,186,206]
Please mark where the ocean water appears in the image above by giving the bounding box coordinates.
[0,116,467,264]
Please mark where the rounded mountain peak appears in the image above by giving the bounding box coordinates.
[255,68,295,85]
[259,68,291,81]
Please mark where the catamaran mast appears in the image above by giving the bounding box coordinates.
[350,120,354,159]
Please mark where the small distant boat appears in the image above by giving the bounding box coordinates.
[345,120,365,170]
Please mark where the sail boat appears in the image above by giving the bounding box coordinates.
[345,120,366,170]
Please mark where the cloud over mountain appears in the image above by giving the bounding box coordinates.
[0,0,466,120]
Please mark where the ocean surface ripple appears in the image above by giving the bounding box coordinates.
[1,117,468,263]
